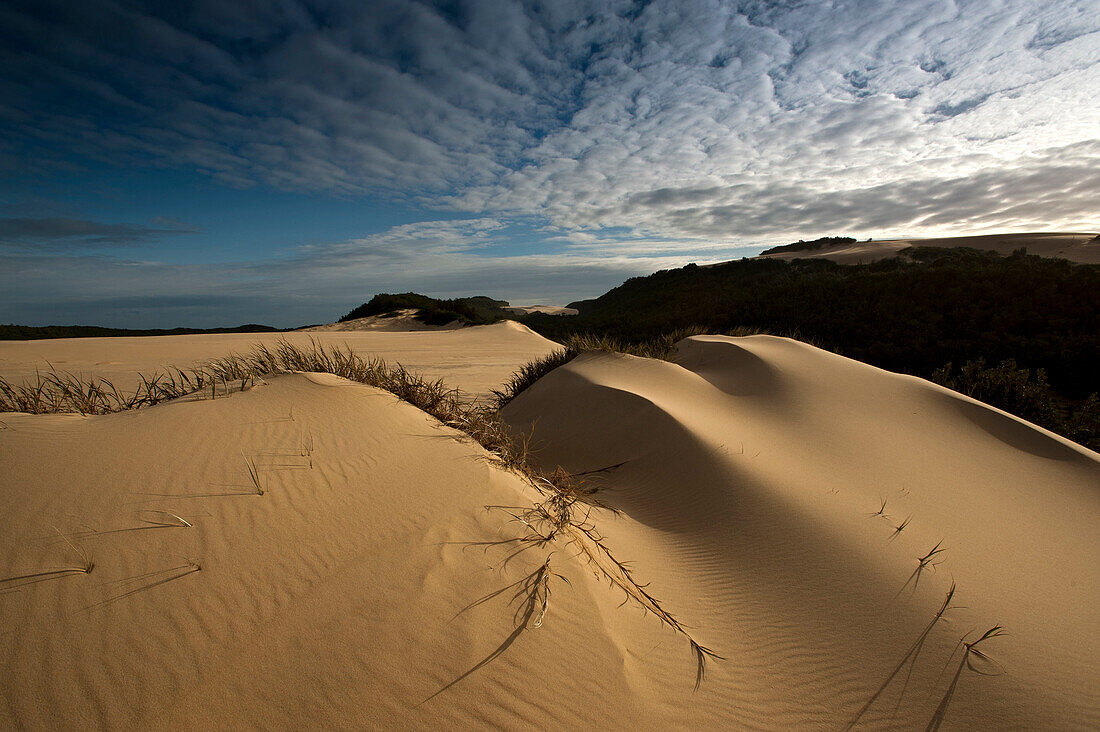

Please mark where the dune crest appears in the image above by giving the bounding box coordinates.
[757,231,1100,264]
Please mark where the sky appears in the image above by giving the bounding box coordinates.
[1,0,1098,328]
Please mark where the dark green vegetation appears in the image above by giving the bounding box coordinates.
[0,323,281,340]
[339,292,509,326]
[759,235,857,256]
[523,247,1100,450]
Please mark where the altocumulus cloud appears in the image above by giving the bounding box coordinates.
[2,0,1097,243]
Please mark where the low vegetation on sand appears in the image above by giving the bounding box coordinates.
[0,338,720,688]
[931,359,1100,451]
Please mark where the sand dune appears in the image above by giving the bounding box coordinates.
[503,335,1100,729]
[2,329,1097,729]
[0,374,644,728]
[502,305,579,316]
[758,231,1100,264]
[0,320,556,398]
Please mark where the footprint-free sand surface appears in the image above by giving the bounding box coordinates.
[2,326,1097,729]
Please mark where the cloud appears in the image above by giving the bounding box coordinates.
[929,95,991,118]
[0,0,1097,328]
[587,141,1100,239]
[0,216,200,250]
[3,2,1095,231]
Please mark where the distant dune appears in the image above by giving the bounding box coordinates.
[502,305,579,316]
[758,231,1100,264]
[1,325,1097,728]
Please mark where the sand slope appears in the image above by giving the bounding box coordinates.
[0,374,659,729]
[758,232,1100,264]
[0,320,557,398]
[503,335,1100,729]
[2,331,1097,729]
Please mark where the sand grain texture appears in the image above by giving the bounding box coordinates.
[503,335,1100,730]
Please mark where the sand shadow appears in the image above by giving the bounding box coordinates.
[675,338,789,400]
[85,561,201,610]
[945,395,1084,461]
[423,559,558,703]
[844,584,955,730]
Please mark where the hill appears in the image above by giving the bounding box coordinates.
[758,235,857,256]
[339,293,510,326]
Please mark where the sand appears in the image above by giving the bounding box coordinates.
[2,326,1098,729]
[758,231,1100,264]
[502,305,579,316]
[0,320,557,399]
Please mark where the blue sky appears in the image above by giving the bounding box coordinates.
[1,0,1098,328]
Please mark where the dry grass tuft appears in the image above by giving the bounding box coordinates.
[895,540,947,598]
[927,626,1007,730]
[492,327,714,408]
[0,530,94,590]
[243,455,265,496]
